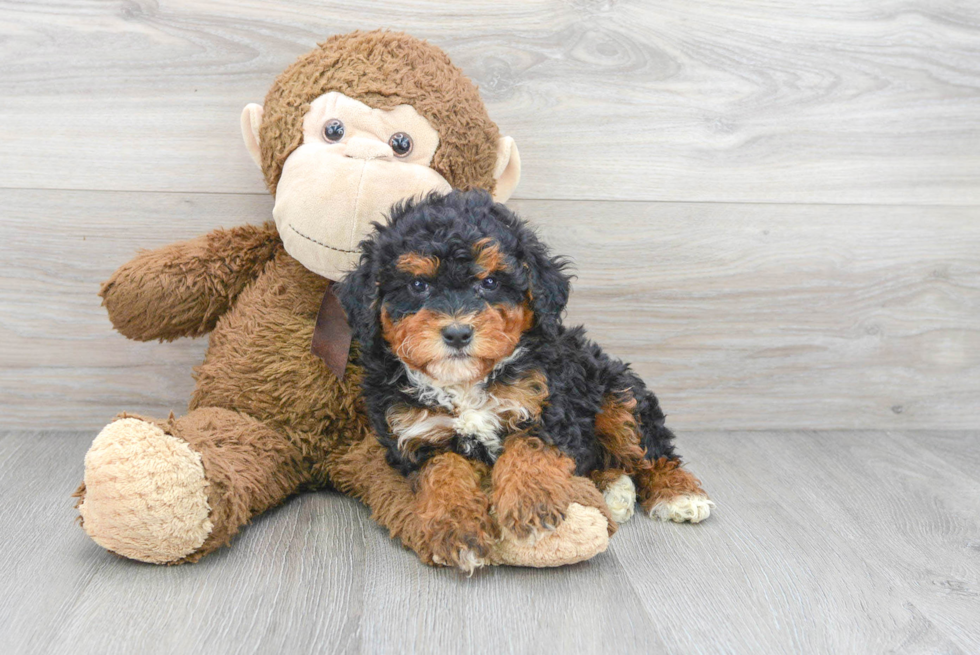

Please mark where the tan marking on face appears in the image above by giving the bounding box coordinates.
[382,302,534,385]
[424,357,490,386]
[473,238,509,279]
[397,253,440,278]
[381,307,451,372]
[469,303,533,366]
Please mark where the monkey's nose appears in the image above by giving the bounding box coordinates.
[441,324,473,350]
[343,136,394,161]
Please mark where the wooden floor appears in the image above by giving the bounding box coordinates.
[2,429,978,655]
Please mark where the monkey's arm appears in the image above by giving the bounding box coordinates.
[100,222,280,341]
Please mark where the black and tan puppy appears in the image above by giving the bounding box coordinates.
[337,190,712,568]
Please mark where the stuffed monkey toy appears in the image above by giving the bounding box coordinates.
[73,31,617,570]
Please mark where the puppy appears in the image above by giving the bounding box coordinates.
[336,190,712,568]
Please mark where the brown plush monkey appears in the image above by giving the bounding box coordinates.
[73,31,616,569]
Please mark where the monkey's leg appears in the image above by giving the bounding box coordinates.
[74,408,310,564]
[633,457,714,524]
[328,437,439,564]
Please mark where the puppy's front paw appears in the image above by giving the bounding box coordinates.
[423,512,495,573]
[492,437,578,542]
[493,473,576,542]
[648,493,714,523]
[496,496,568,542]
[413,452,496,573]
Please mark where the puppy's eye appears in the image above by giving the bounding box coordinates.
[480,276,499,291]
[410,279,429,294]
[324,119,345,142]
[389,132,413,157]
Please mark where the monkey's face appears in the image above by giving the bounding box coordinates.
[271,92,452,279]
[241,32,524,281]
[247,92,453,279]
[378,239,533,386]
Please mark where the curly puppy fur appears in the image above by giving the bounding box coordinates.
[336,190,711,528]
[492,436,580,541]
[413,452,496,571]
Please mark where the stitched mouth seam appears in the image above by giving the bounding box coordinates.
[288,223,358,254]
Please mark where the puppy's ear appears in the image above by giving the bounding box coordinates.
[335,242,380,350]
[526,250,571,336]
[488,202,571,336]
[515,227,571,337]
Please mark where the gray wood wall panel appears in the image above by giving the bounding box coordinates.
[1,1,979,204]
[0,190,980,430]
[2,189,977,431]
[1,7,978,424]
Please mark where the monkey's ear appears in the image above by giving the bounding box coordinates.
[491,136,521,202]
[240,103,264,170]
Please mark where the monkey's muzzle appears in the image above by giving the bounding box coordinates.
[273,143,451,280]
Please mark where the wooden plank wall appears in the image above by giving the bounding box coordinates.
[1,0,978,431]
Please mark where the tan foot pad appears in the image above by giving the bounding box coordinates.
[78,418,213,563]
[490,502,609,567]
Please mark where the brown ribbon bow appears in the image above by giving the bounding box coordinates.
[310,286,353,380]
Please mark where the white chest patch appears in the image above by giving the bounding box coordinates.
[403,366,534,459]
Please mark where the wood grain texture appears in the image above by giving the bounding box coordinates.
[1,430,977,654]
[1,189,977,431]
[1,1,979,203]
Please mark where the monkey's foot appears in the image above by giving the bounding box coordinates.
[490,502,610,567]
[75,418,213,563]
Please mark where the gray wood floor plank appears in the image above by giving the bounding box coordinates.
[1,1,978,204]
[3,189,977,432]
[356,540,665,655]
[2,431,979,654]
[0,434,368,655]
[672,431,980,653]
[610,433,971,654]
[0,433,110,654]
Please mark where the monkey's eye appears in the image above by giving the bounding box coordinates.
[410,278,429,294]
[323,119,345,142]
[389,132,413,157]
[480,276,499,291]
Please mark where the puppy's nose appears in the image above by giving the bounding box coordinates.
[441,324,473,349]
